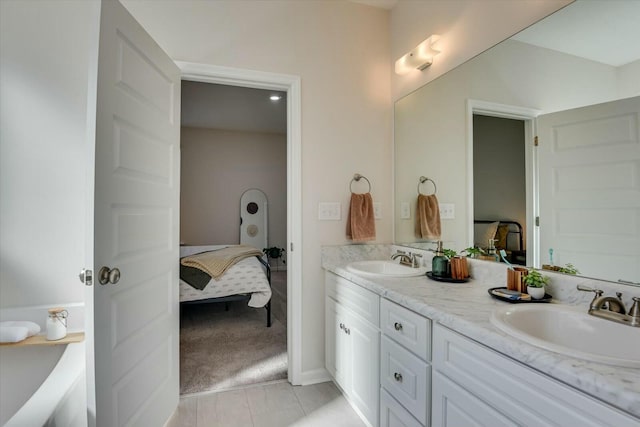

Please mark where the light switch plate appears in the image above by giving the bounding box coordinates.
[400,202,411,219]
[373,202,382,219]
[440,203,455,219]
[318,202,341,220]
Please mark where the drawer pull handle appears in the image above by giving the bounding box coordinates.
[394,372,403,382]
[394,322,403,331]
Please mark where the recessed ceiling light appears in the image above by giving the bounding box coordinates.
[270,95,282,101]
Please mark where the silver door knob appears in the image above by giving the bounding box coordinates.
[98,266,121,285]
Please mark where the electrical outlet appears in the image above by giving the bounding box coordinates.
[373,202,382,219]
[400,202,411,219]
[439,203,455,219]
[318,202,341,220]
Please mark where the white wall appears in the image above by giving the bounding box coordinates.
[0,0,99,309]
[395,39,620,250]
[180,127,287,256]
[617,58,640,99]
[390,0,572,100]
[120,0,393,377]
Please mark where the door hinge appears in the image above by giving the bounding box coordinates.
[535,216,540,226]
[534,136,539,147]
[290,242,294,252]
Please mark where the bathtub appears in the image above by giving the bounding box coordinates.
[1,343,86,427]
[0,304,86,426]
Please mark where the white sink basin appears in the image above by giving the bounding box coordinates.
[491,304,640,368]
[346,260,428,278]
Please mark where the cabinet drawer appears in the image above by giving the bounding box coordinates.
[381,336,430,426]
[433,324,639,427]
[381,298,431,361]
[380,388,423,427]
[326,272,379,326]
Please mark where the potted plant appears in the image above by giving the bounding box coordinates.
[558,263,580,275]
[263,246,286,271]
[442,248,457,260]
[523,269,549,299]
[461,247,484,259]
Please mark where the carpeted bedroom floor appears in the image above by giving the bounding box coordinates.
[180,272,287,395]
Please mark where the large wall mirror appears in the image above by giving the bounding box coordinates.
[394,0,640,285]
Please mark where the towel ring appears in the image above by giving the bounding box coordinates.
[417,176,437,195]
[350,173,372,194]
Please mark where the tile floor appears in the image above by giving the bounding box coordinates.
[167,380,367,427]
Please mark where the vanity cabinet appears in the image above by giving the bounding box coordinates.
[379,298,432,427]
[432,324,639,427]
[325,272,380,427]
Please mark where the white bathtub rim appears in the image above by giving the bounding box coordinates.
[5,342,85,427]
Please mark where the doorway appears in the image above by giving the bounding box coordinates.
[466,100,539,266]
[178,81,288,394]
[178,62,303,388]
[472,114,526,264]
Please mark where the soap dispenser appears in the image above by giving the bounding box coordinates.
[487,239,500,262]
[432,241,449,277]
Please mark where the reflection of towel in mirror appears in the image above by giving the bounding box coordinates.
[347,193,376,242]
[415,194,441,239]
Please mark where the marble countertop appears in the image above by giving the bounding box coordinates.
[321,245,640,419]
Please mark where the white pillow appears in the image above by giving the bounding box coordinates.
[475,221,499,248]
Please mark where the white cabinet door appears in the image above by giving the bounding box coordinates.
[433,324,640,427]
[93,1,180,425]
[347,309,380,427]
[325,297,350,390]
[432,371,516,427]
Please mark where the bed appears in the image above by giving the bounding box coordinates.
[473,220,526,265]
[179,245,272,327]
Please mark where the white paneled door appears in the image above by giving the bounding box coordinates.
[93,1,180,425]
[538,96,640,283]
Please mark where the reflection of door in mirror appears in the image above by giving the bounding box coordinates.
[538,96,640,284]
[472,115,526,265]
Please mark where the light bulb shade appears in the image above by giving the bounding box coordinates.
[395,34,441,75]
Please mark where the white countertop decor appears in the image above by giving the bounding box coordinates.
[321,244,640,418]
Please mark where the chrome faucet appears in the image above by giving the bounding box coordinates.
[391,250,422,268]
[577,285,640,327]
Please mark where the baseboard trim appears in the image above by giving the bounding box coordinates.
[298,368,332,385]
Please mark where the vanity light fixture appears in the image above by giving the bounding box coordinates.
[270,94,282,101]
[395,35,441,75]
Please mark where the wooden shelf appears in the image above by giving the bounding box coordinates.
[0,332,84,348]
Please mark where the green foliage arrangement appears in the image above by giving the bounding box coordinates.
[523,269,550,288]
[461,247,485,258]
[442,249,458,260]
[558,263,580,275]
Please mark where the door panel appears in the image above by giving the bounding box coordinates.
[538,96,640,282]
[94,1,180,425]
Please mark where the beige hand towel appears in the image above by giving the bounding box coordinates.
[415,194,441,239]
[346,193,376,242]
[180,245,263,279]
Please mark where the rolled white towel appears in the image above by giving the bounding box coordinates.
[0,326,29,343]
[0,321,41,337]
